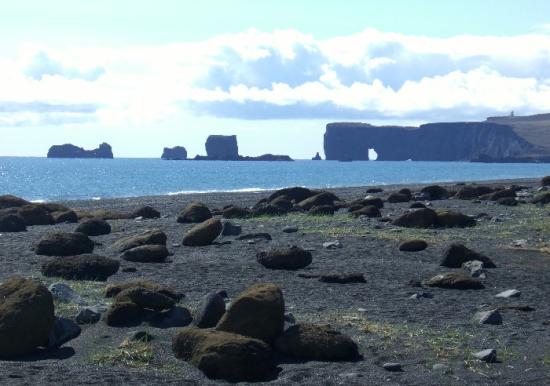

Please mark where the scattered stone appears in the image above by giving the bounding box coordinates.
[222,205,252,219]
[236,232,272,241]
[115,287,175,311]
[366,188,383,194]
[120,244,169,263]
[257,246,313,270]
[284,312,296,324]
[52,210,78,224]
[435,211,476,228]
[423,272,485,290]
[473,309,503,325]
[182,218,222,246]
[48,283,84,304]
[319,273,366,284]
[441,243,496,268]
[432,363,450,373]
[282,225,298,233]
[399,239,428,252]
[323,240,343,249]
[420,185,449,200]
[216,283,284,344]
[177,202,212,223]
[35,232,94,256]
[47,317,81,349]
[0,277,55,357]
[75,307,102,324]
[41,254,119,281]
[383,362,403,372]
[131,206,160,219]
[112,229,167,252]
[75,218,111,236]
[194,292,226,328]
[474,348,497,363]
[274,323,359,361]
[298,192,339,210]
[409,202,426,209]
[350,205,381,218]
[172,327,275,382]
[122,267,137,273]
[149,306,192,328]
[392,208,437,228]
[221,220,241,236]
[104,280,182,301]
[104,301,144,327]
[495,289,521,298]
[498,304,535,312]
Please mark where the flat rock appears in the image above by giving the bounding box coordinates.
[423,272,485,290]
[75,307,102,324]
[120,244,169,263]
[257,246,312,270]
[473,309,503,325]
[35,232,94,256]
[495,289,521,298]
[474,348,497,363]
[48,283,84,304]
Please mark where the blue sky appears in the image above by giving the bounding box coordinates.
[1,0,550,158]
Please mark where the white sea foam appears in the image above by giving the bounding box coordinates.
[91,197,102,200]
[30,199,46,203]
[166,187,276,195]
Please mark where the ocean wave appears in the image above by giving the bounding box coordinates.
[166,187,277,195]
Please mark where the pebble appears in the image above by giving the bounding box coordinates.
[382,362,403,372]
[474,348,497,363]
[495,289,521,298]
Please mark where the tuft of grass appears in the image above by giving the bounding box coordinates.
[539,352,550,366]
[39,278,107,318]
[91,340,154,368]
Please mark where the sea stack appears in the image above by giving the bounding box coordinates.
[205,135,239,160]
[161,146,187,160]
[312,152,322,160]
[47,143,113,158]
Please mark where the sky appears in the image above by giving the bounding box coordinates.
[1,0,550,158]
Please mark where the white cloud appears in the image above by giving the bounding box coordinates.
[1,28,550,127]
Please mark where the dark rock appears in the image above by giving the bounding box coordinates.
[481,188,516,201]
[149,306,192,328]
[387,192,411,203]
[383,362,403,372]
[112,229,167,252]
[252,203,287,216]
[194,292,226,328]
[75,218,111,236]
[308,205,334,216]
[420,185,449,200]
[161,146,187,160]
[172,327,275,382]
[0,277,55,357]
[257,246,312,270]
[131,206,160,219]
[104,280,182,301]
[236,232,272,241]
[115,287,175,311]
[423,272,485,290]
[409,202,426,209]
[216,283,284,344]
[221,220,241,236]
[35,232,94,256]
[47,142,113,158]
[473,309,502,325]
[182,218,222,246]
[541,176,550,186]
[269,196,294,211]
[52,210,78,224]
[41,254,119,281]
[532,192,550,205]
[282,225,298,233]
[268,187,315,203]
[177,202,212,223]
[455,185,494,199]
[120,245,169,263]
[298,192,339,210]
[312,152,322,160]
[274,323,359,361]
[392,208,437,228]
[48,283,83,304]
[222,205,252,219]
[350,205,381,218]
[366,188,383,194]
[441,244,496,268]
[0,194,30,210]
[103,301,144,327]
[497,197,517,206]
[474,348,497,363]
[204,135,239,160]
[399,239,428,252]
[75,307,101,324]
[14,204,55,226]
[319,273,366,284]
[435,211,476,228]
[47,317,81,349]
[0,213,26,232]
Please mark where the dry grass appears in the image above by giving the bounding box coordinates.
[91,340,154,368]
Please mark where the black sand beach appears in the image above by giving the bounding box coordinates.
[1,178,549,385]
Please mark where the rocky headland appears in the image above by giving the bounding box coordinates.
[47,143,113,159]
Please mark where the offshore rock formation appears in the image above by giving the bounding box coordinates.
[312,152,322,160]
[195,135,293,161]
[47,143,113,158]
[161,146,187,160]
[324,121,538,162]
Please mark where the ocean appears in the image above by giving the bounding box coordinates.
[1,157,549,202]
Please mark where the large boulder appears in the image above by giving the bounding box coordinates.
[120,245,169,263]
[423,272,485,290]
[420,185,449,200]
[52,210,78,224]
[41,254,119,281]
[455,185,494,200]
[0,213,26,232]
[387,192,411,203]
[216,283,284,344]
[257,246,312,270]
[15,204,55,226]
[194,292,226,329]
[222,206,252,219]
[392,208,437,228]
[114,287,175,311]
[399,239,428,252]
[350,205,381,218]
[435,211,476,228]
[104,280,183,301]
[0,277,55,357]
[275,323,359,361]
[441,244,496,268]
[541,176,550,186]
[35,232,94,256]
[532,192,550,205]
[268,187,315,203]
[103,301,144,327]
[0,194,30,210]
[112,229,167,253]
[182,218,222,246]
[131,206,160,219]
[177,203,212,223]
[298,192,339,210]
[172,327,275,382]
[75,218,111,236]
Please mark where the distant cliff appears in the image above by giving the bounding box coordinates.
[195,135,293,161]
[161,146,187,160]
[324,121,537,162]
[47,143,113,158]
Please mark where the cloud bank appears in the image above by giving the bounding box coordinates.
[1,28,550,127]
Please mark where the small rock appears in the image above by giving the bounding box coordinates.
[282,226,298,233]
[462,260,487,278]
[495,289,521,298]
[48,283,84,304]
[150,306,192,328]
[194,292,226,328]
[284,312,296,324]
[409,292,433,299]
[323,240,342,249]
[383,362,403,372]
[473,309,503,325]
[474,348,497,363]
[432,363,450,372]
[221,220,242,236]
[75,307,101,324]
[48,317,81,348]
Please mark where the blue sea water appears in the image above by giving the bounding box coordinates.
[1,157,549,202]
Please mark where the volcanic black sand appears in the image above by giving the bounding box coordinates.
[1,178,549,385]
